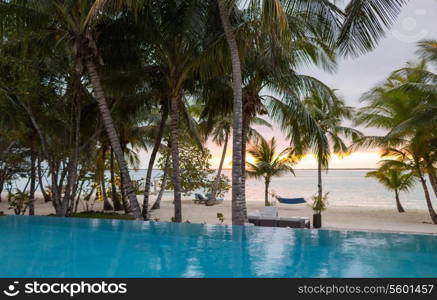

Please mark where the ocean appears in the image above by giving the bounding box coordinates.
[10,169,435,210]
[130,169,434,210]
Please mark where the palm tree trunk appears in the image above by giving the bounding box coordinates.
[0,169,6,203]
[100,147,113,211]
[0,179,4,203]
[394,189,405,213]
[0,144,12,203]
[264,178,270,206]
[110,148,123,211]
[74,180,85,213]
[142,112,167,220]
[152,175,167,212]
[84,185,96,211]
[169,93,182,223]
[428,171,437,199]
[240,117,249,218]
[119,166,131,214]
[151,152,170,210]
[37,153,51,202]
[63,94,82,217]
[28,143,36,216]
[418,172,437,224]
[85,59,142,220]
[218,0,245,225]
[317,159,322,201]
[210,133,229,203]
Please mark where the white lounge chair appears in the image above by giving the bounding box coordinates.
[260,206,278,217]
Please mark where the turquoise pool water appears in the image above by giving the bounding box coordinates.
[1,216,436,278]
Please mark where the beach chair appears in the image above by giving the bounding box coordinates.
[277,217,310,228]
[248,209,280,226]
[260,206,278,217]
[193,193,208,204]
[248,207,310,229]
[205,193,224,206]
[258,217,280,227]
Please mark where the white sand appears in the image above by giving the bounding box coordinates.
[1,192,436,234]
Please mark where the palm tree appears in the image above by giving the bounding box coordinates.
[388,42,437,197]
[201,110,271,204]
[135,1,224,222]
[215,0,340,222]
[246,137,298,206]
[3,0,143,219]
[303,90,362,205]
[366,162,416,213]
[356,60,437,224]
[141,108,168,219]
[205,114,231,204]
[217,0,407,224]
[337,0,408,57]
[217,0,246,225]
[381,146,437,223]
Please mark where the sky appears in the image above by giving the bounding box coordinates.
[139,1,437,170]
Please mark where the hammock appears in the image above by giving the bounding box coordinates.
[276,197,306,204]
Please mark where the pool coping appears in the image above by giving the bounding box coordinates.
[2,215,437,237]
[319,226,437,236]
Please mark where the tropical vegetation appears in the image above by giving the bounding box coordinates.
[246,137,298,206]
[356,43,437,223]
[0,0,413,225]
[366,162,416,213]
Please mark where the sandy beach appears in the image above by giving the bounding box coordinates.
[1,192,436,235]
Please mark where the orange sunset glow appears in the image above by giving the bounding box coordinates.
[210,151,384,170]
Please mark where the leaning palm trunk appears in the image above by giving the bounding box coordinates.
[428,171,437,199]
[142,112,167,220]
[153,180,166,212]
[28,144,36,216]
[101,179,112,211]
[37,154,51,202]
[394,189,405,213]
[151,154,170,210]
[74,179,85,213]
[218,0,245,225]
[416,166,437,224]
[169,94,183,223]
[85,60,142,220]
[209,133,228,204]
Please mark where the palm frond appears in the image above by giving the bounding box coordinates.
[337,0,408,57]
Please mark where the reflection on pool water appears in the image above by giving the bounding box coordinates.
[1,216,436,278]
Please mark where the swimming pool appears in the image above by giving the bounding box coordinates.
[1,216,436,277]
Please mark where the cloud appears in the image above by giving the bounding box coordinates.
[139,1,437,169]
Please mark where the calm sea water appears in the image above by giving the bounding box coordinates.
[11,169,435,210]
[130,169,435,210]
[2,216,436,277]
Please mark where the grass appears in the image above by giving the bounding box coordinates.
[52,211,136,220]
[70,211,135,220]
[1,210,135,220]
